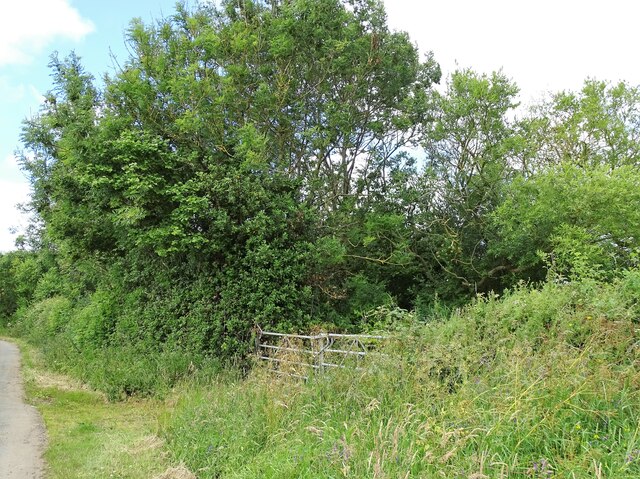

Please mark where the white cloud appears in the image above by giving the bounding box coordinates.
[0,153,27,182]
[0,0,94,67]
[1,154,20,170]
[28,84,45,104]
[0,77,26,103]
[0,178,30,252]
[0,154,30,251]
[383,0,640,103]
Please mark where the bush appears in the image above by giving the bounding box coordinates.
[165,274,640,478]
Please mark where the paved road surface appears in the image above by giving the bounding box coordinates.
[0,340,46,478]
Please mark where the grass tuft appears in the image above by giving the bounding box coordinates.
[153,465,197,479]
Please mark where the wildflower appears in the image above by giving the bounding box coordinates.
[626,449,640,464]
[530,458,553,478]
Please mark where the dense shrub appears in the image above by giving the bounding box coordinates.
[165,274,640,478]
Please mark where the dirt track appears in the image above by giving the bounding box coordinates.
[0,340,46,478]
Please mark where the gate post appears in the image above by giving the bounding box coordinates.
[316,333,328,374]
[254,325,262,354]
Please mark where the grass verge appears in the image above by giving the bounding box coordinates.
[6,338,194,479]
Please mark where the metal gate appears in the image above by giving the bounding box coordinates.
[256,327,385,379]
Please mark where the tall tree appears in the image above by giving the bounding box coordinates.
[414,69,522,296]
[18,0,441,352]
[518,79,640,172]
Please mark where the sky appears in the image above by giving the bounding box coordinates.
[1,0,639,252]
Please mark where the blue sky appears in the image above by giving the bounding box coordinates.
[0,0,178,250]
[1,0,640,251]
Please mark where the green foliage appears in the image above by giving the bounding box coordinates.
[0,253,20,321]
[6,0,640,399]
[12,0,443,358]
[13,300,221,400]
[410,69,523,297]
[520,79,640,170]
[4,4,640,472]
[493,163,640,281]
[0,250,56,323]
[165,275,640,477]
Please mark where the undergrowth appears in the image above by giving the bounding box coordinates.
[7,289,223,400]
[7,271,640,477]
[164,273,640,478]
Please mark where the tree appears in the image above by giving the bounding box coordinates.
[492,163,640,281]
[413,69,522,297]
[19,52,110,256]
[518,79,640,172]
[17,0,441,353]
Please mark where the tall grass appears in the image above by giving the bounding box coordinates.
[9,295,222,400]
[165,274,640,478]
[10,271,640,476]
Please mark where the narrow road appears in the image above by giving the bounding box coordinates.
[0,340,46,478]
